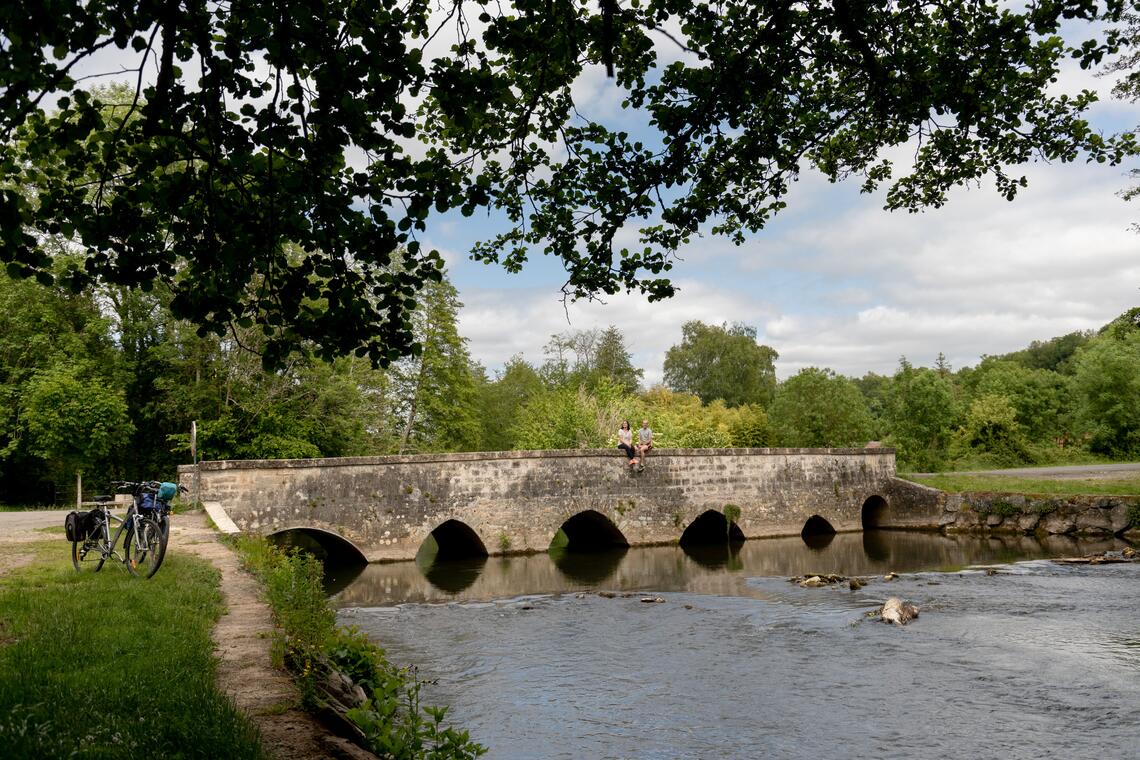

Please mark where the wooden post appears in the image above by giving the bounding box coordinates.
[192,421,201,509]
[76,471,82,509]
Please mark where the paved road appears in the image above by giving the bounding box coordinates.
[910,463,1140,480]
[0,508,72,530]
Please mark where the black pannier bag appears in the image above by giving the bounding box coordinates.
[65,510,103,542]
[64,511,83,542]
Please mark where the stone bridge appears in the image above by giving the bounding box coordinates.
[178,447,943,563]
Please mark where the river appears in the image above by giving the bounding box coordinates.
[332,531,1140,759]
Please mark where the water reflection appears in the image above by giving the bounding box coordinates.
[681,541,743,571]
[322,563,367,597]
[861,528,891,562]
[420,555,488,594]
[802,530,835,551]
[549,546,627,584]
[333,530,1132,607]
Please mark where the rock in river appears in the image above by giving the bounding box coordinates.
[880,597,920,626]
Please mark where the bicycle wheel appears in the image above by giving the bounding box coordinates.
[124,516,168,578]
[72,529,107,573]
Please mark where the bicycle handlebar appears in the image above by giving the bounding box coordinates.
[112,480,163,494]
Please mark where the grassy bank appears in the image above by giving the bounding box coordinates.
[0,540,265,758]
[904,473,1140,496]
[230,536,485,759]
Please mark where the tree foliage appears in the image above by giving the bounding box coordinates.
[1071,330,1140,456]
[540,326,642,393]
[389,277,481,454]
[882,359,958,471]
[22,362,133,476]
[511,382,632,451]
[476,355,544,452]
[962,358,1070,441]
[997,331,1092,373]
[951,393,1033,467]
[1,0,1134,366]
[769,368,873,447]
[663,321,778,407]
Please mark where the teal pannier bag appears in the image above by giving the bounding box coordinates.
[158,482,178,501]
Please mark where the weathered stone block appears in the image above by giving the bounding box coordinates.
[1108,503,1131,534]
[1016,513,1041,533]
[1042,511,1077,535]
[1075,510,1114,535]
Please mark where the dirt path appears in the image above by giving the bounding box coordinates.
[0,509,372,759]
[174,513,374,760]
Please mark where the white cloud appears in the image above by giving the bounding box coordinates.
[456,147,1140,383]
[458,280,776,385]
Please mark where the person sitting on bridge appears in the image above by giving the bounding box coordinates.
[617,420,638,467]
[636,419,653,471]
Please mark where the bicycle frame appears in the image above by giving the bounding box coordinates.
[77,501,141,566]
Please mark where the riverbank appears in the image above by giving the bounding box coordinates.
[0,511,371,759]
[177,514,376,759]
[0,526,265,758]
[936,491,1140,537]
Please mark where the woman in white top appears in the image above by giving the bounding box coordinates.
[617,420,637,466]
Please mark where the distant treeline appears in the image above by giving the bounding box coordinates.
[1,261,1137,504]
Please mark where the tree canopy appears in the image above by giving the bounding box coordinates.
[663,321,778,407]
[1,0,1135,365]
[769,367,873,447]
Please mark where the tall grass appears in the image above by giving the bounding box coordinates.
[0,542,265,758]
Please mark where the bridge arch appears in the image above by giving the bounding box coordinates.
[417,519,489,563]
[554,510,629,552]
[800,514,836,550]
[267,526,369,566]
[861,495,889,528]
[679,509,745,546]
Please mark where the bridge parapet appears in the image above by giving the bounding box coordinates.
[178,447,941,562]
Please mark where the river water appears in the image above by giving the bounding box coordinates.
[333,532,1140,759]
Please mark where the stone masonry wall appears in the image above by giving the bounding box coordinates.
[178,447,937,562]
[939,492,1140,538]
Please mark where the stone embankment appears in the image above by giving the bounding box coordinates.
[938,492,1140,539]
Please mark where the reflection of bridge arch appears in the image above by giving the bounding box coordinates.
[556,510,629,552]
[267,526,369,566]
[680,509,745,546]
[417,519,488,563]
[800,515,836,550]
[861,495,889,528]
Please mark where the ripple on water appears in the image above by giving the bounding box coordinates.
[340,554,1140,760]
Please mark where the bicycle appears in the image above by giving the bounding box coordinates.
[68,482,170,578]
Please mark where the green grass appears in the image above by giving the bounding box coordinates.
[0,540,266,759]
[903,473,1140,496]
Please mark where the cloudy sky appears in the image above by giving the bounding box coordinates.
[429,53,1140,384]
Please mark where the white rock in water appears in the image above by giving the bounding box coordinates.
[881,597,920,626]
